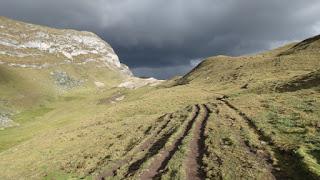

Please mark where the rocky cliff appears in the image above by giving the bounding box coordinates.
[0,16,132,76]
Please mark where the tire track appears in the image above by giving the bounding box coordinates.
[212,101,275,179]
[219,98,316,179]
[218,99,281,178]
[138,105,200,180]
[136,113,173,152]
[97,113,173,179]
[184,104,210,180]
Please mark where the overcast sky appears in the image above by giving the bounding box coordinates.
[1,0,320,79]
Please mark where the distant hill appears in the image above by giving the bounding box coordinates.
[176,34,320,93]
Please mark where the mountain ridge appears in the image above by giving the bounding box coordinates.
[0,16,132,75]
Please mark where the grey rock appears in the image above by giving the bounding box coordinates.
[50,71,83,90]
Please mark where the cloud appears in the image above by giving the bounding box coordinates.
[133,58,204,79]
[1,0,320,78]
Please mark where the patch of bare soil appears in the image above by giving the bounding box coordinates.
[138,105,200,180]
[184,104,210,180]
[97,113,172,179]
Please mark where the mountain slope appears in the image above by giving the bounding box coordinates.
[0,16,130,107]
[176,38,319,91]
[172,34,320,179]
[0,16,131,74]
[0,17,162,129]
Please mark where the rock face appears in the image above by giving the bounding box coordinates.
[0,16,132,76]
[0,16,163,92]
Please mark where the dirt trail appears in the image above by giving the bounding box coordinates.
[97,113,172,179]
[138,105,200,180]
[97,98,317,179]
[184,104,210,180]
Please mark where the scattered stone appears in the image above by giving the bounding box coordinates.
[94,81,105,88]
[50,71,83,90]
[0,112,18,129]
[115,95,125,101]
[241,83,249,89]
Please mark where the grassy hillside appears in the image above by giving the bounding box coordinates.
[172,34,320,179]
[0,17,319,179]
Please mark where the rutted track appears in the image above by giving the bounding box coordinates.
[96,99,291,180]
[136,104,211,180]
[219,98,291,179]
[98,100,288,180]
[96,105,201,179]
[97,113,174,179]
[138,105,200,179]
[211,100,275,179]
[94,98,302,179]
[184,104,210,180]
[218,97,316,179]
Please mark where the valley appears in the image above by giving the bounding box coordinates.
[0,17,320,179]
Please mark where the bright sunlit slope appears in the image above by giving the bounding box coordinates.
[172,34,320,179]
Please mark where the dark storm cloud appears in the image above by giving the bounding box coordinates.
[1,0,320,79]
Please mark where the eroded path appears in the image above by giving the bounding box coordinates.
[184,104,210,180]
[137,104,211,180]
[97,99,292,180]
[97,113,174,179]
[138,105,200,179]
[97,105,202,179]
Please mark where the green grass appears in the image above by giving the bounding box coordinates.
[297,147,320,178]
[13,106,54,124]
[0,98,83,152]
[0,106,53,151]
[0,83,212,179]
